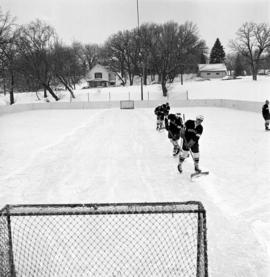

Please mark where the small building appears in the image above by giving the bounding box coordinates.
[258,69,270,75]
[198,63,227,79]
[86,64,116,88]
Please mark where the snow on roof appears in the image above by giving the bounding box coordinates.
[198,63,227,72]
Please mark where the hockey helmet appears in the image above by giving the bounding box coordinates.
[196,115,204,121]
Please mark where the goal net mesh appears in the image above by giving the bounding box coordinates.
[0,202,208,277]
[120,100,135,109]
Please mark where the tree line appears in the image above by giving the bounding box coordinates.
[1,7,270,104]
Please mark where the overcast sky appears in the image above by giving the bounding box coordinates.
[1,0,269,51]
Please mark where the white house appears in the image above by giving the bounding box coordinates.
[198,63,227,79]
[86,64,116,88]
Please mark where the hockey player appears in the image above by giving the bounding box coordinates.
[177,115,204,173]
[154,105,165,130]
[262,100,270,131]
[165,112,183,156]
[154,103,170,131]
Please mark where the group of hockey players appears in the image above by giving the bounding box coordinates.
[154,103,204,174]
[153,99,268,175]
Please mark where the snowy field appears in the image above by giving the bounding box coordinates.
[0,76,270,276]
[1,75,270,104]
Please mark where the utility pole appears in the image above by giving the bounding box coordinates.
[136,0,140,28]
[137,0,143,100]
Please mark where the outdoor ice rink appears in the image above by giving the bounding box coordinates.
[0,106,270,276]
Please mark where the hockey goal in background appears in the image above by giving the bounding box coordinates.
[0,201,208,277]
[120,100,135,109]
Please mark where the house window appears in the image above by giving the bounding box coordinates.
[207,73,211,75]
[95,72,102,79]
[216,72,220,75]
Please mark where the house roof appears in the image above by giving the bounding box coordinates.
[90,64,111,72]
[198,63,227,72]
[90,64,104,70]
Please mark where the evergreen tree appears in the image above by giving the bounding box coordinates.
[234,54,244,77]
[209,38,225,64]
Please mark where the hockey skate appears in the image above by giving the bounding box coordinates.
[173,146,181,157]
[156,123,164,132]
[177,163,183,173]
[191,166,209,179]
[189,164,209,179]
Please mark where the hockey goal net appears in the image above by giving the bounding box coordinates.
[0,201,208,277]
[120,100,135,109]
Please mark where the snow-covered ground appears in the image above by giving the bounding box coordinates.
[0,75,270,276]
[1,75,269,104]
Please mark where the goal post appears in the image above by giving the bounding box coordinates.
[0,201,208,277]
[120,100,135,109]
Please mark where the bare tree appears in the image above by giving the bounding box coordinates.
[103,21,205,95]
[146,21,206,96]
[52,43,76,98]
[105,30,138,85]
[71,42,100,73]
[52,42,86,97]
[225,54,235,76]
[16,19,59,100]
[0,8,17,104]
[83,43,100,70]
[230,22,270,80]
[102,41,127,85]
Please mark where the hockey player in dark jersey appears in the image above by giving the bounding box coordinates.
[154,103,170,131]
[177,115,204,173]
[262,100,270,131]
[154,105,164,130]
[165,112,184,156]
